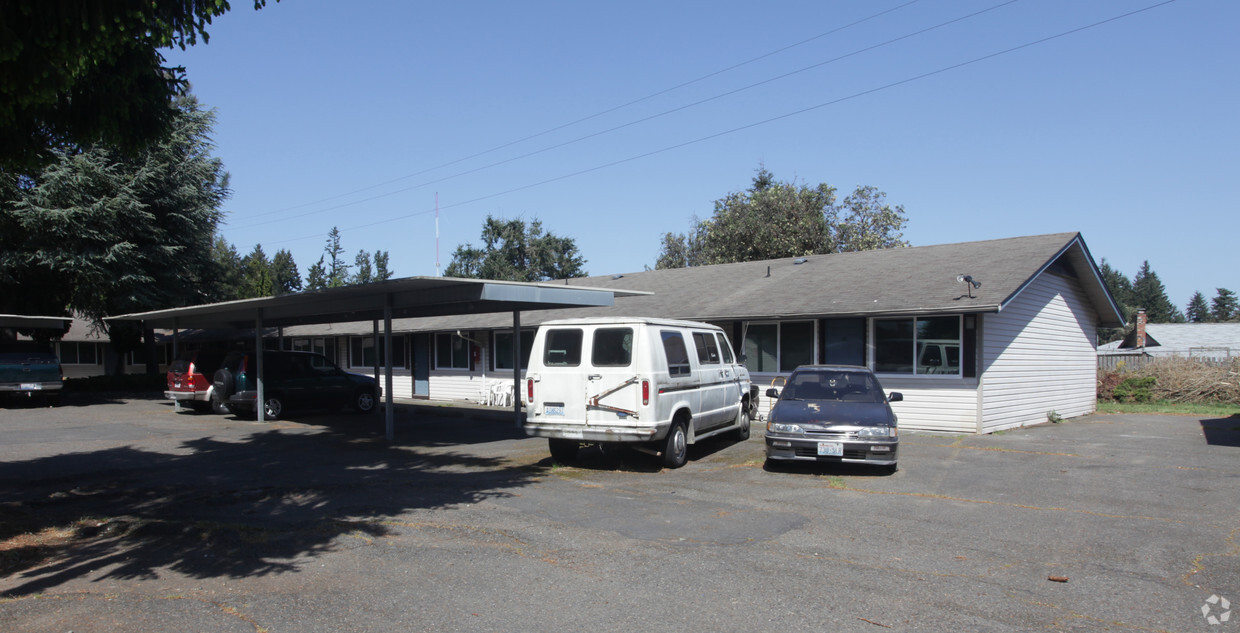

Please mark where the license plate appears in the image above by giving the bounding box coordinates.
[817,442,843,457]
[19,383,41,391]
[174,381,181,388]
[545,405,564,416]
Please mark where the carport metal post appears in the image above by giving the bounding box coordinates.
[384,295,394,442]
[371,320,380,416]
[255,309,265,423]
[512,311,521,428]
[171,320,181,413]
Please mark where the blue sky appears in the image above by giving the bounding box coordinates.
[165,0,1236,311]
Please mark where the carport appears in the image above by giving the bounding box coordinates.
[108,277,644,440]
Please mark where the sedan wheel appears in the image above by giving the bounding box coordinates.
[354,389,376,413]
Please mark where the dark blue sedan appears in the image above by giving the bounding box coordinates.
[764,365,903,472]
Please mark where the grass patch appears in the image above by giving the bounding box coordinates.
[1097,401,1240,417]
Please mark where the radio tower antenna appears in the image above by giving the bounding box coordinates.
[435,192,441,276]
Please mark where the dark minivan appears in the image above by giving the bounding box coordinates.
[213,351,379,420]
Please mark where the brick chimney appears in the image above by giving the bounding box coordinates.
[1135,309,1147,348]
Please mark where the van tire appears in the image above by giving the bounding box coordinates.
[733,403,750,441]
[660,420,688,469]
[548,438,579,464]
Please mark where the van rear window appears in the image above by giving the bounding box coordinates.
[543,329,583,367]
[591,328,633,367]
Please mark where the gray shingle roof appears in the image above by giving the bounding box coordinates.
[1100,323,1240,354]
[285,232,1123,336]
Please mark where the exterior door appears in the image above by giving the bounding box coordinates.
[413,334,429,397]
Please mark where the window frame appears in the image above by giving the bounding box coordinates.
[871,315,963,377]
[742,320,816,374]
[493,329,535,371]
[434,333,471,371]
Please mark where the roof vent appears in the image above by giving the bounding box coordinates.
[793,257,808,265]
[611,274,624,280]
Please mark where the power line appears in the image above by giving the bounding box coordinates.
[232,0,1017,231]
[263,0,1179,247]
[233,0,923,223]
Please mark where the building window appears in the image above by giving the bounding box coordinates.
[352,335,407,368]
[821,318,865,366]
[874,316,961,375]
[435,333,470,370]
[59,342,101,365]
[743,321,814,373]
[493,330,534,371]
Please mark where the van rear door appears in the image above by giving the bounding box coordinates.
[535,327,589,423]
[584,326,642,427]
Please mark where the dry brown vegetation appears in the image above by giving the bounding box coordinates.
[1098,357,1240,405]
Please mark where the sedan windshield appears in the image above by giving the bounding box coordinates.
[781,371,883,403]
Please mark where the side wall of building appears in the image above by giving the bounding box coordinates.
[980,271,1099,433]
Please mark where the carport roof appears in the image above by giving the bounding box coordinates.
[107,277,647,329]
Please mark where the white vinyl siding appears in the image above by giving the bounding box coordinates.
[879,379,980,434]
[980,272,1098,433]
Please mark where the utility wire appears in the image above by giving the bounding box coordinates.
[233,0,1017,231]
[264,0,1178,247]
[235,0,923,221]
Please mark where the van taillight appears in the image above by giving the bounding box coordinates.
[527,379,534,402]
[642,379,649,406]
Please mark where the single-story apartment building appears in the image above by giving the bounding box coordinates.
[267,232,1122,434]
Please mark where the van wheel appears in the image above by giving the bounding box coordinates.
[548,438,579,464]
[660,420,688,469]
[733,403,750,441]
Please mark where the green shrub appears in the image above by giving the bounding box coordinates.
[1113,376,1156,403]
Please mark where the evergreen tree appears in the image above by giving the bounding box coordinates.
[1212,288,1238,322]
[1131,261,1182,323]
[306,256,328,291]
[373,250,392,281]
[1185,291,1211,323]
[351,250,373,285]
[240,244,272,298]
[270,249,302,295]
[324,227,349,288]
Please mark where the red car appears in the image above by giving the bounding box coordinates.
[165,349,230,414]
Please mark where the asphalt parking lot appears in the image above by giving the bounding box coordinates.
[1,397,1238,632]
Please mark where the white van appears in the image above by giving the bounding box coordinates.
[523,317,754,468]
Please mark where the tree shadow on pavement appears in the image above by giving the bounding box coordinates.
[0,416,541,597]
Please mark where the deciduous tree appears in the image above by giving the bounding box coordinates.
[0,1,274,171]
[655,166,908,269]
[445,216,586,281]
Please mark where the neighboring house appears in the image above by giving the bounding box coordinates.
[277,232,1123,434]
[1099,313,1240,365]
[13,316,174,378]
